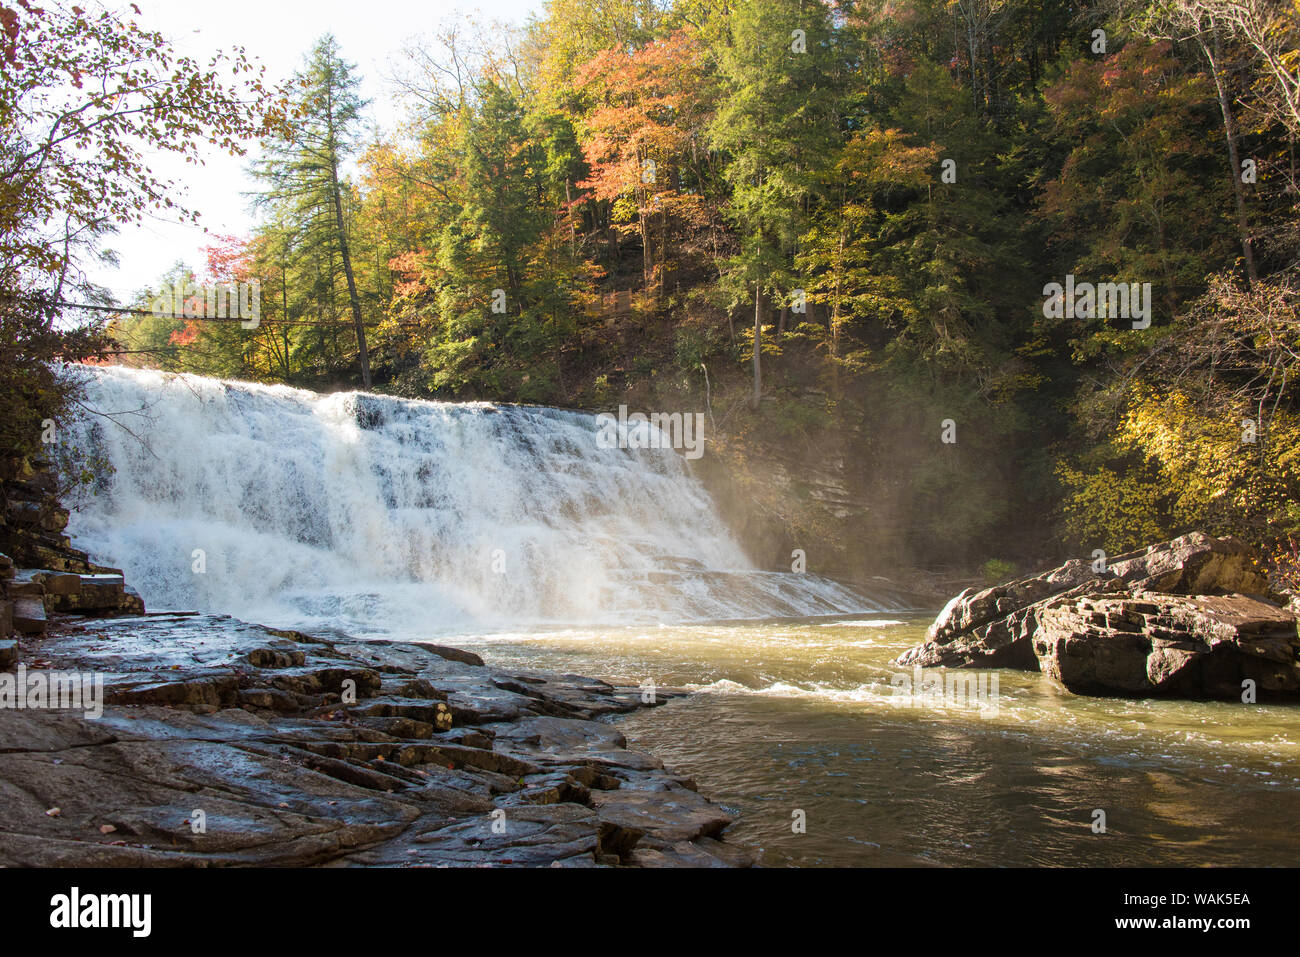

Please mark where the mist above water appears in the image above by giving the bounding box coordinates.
[64,366,893,638]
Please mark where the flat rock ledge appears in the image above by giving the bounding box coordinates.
[896,532,1300,700]
[0,613,752,868]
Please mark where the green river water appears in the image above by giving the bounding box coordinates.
[455,614,1300,867]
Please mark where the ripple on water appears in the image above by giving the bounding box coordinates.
[451,615,1300,866]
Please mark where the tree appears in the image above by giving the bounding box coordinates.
[254,35,373,387]
[1174,0,1299,135]
[0,0,275,467]
[948,0,1015,119]
[578,30,712,296]
[526,0,666,93]
[710,0,844,407]
[1038,41,1234,328]
[1134,1,1262,283]
[395,81,587,402]
[1134,0,1300,274]
[797,126,937,362]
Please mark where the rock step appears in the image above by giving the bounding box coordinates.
[12,597,46,635]
[4,570,145,617]
[33,571,82,595]
[25,569,145,616]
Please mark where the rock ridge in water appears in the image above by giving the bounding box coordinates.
[896,532,1300,700]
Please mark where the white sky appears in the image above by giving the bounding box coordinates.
[85,0,544,302]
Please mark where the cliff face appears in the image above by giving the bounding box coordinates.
[693,444,858,572]
[691,425,923,584]
[0,457,75,569]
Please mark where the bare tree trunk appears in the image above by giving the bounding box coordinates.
[639,207,653,293]
[333,178,371,390]
[564,178,576,255]
[1204,30,1258,286]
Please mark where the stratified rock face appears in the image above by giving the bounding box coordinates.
[901,558,1100,669]
[0,459,110,577]
[895,532,1299,700]
[0,614,752,868]
[0,459,144,641]
[1104,532,1270,595]
[1034,592,1300,697]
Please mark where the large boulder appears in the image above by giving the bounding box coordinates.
[1033,592,1300,698]
[899,559,1099,668]
[897,533,1271,671]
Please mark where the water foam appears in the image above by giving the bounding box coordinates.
[64,366,894,638]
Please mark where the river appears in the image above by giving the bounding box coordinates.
[452,616,1300,866]
[63,365,1300,867]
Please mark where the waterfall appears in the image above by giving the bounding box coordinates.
[61,365,893,638]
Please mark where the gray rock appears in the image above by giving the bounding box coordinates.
[0,613,752,867]
[1034,591,1300,698]
[898,533,1271,670]
[12,596,46,634]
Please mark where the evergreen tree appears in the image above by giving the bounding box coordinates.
[709,0,844,406]
[254,35,373,387]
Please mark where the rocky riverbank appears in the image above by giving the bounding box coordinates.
[897,532,1300,700]
[0,611,751,867]
[0,458,752,868]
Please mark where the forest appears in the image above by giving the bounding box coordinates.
[6,0,1300,576]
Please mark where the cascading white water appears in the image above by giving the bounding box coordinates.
[61,365,893,638]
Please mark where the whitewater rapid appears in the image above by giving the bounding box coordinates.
[61,366,893,638]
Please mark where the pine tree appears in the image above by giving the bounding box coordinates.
[254,35,373,387]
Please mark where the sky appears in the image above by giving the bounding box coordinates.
[85,0,545,303]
